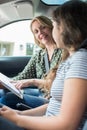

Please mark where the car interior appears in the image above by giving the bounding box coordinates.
[0,0,87,129]
[0,0,58,77]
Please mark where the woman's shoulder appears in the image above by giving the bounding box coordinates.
[33,48,45,56]
[32,49,46,61]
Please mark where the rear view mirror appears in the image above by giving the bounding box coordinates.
[41,0,87,5]
[41,0,70,5]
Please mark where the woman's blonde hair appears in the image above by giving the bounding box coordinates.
[30,16,53,49]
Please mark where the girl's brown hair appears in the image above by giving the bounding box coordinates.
[52,1,87,50]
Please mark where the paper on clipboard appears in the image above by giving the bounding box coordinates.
[0,72,23,99]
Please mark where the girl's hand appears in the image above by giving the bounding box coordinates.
[0,106,19,123]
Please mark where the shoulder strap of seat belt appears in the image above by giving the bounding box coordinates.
[44,52,50,73]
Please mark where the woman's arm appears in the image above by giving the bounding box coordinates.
[0,82,6,89]
[14,66,56,90]
[0,83,4,89]
[14,78,47,89]
[12,54,37,80]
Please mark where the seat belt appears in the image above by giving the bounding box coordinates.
[44,52,50,73]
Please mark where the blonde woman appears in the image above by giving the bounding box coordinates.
[0,16,62,109]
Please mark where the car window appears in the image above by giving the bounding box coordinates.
[0,20,40,56]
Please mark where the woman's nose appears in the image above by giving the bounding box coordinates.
[39,29,43,34]
[38,30,44,38]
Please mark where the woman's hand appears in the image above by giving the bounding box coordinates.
[12,79,33,89]
[11,78,44,90]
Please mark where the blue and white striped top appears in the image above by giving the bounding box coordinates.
[46,49,87,130]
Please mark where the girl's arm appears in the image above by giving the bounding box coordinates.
[1,78,86,130]
[15,78,87,130]
[19,103,48,116]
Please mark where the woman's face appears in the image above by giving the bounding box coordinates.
[52,21,65,49]
[32,20,53,46]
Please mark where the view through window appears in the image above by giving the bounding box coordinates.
[0,20,40,56]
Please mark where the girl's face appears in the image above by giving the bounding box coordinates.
[32,20,53,46]
[52,21,65,49]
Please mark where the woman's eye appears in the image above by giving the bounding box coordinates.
[34,30,38,34]
[41,26,46,29]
